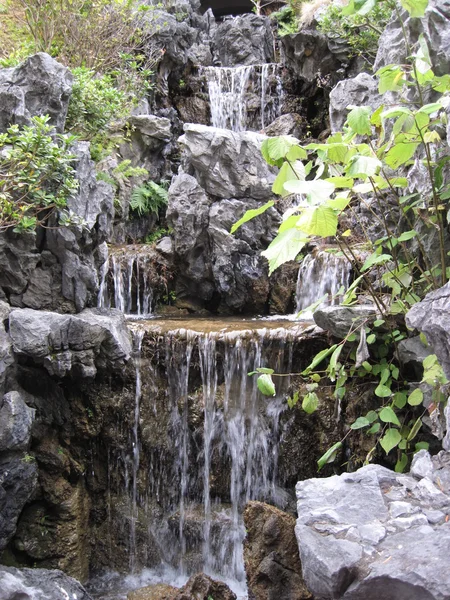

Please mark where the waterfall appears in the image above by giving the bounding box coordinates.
[295,250,351,313]
[202,64,283,132]
[98,247,156,317]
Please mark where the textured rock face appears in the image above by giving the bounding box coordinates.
[329,73,382,132]
[406,283,450,379]
[0,53,73,132]
[0,566,93,600]
[213,15,274,66]
[180,124,275,199]
[295,453,450,599]
[313,305,379,339]
[128,574,236,600]
[243,501,312,600]
[9,308,132,378]
[374,0,450,76]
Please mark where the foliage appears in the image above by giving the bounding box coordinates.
[270,4,298,36]
[130,180,169,217]
[0,115,78,233]
[317,1,393,62]
[144,226,173,245]
[96,160,148,189]
[240,0,450,471]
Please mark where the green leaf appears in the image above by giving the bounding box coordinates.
[415,441,429,451]
[376,65,406,94]
[375,384,393,398]
[231,201,274,234]
[400,0,428,19]
[317,441,342,471]
[367,422,381,434]
[248,367,275,375]
[283,179,335,204]
[296,206,338,237]
[384,142,420,169]
[395,453,408,473]
[257,374,276,397]
[287,391,299,408]
[379,406,401,425]
[361,253,392,272]
[397,230,417,242]
[262,136,300,164]
[302,392,319,414]
[380,428,402,454]
[347,106,372,135]
[407,417,422,442]
[302,344,338,375]
[286,145,307,161]
[350,417,371,430]
[261,228,309,275]
[366,410,378,423]
[347,155,382,178]
[408,388,424,406]
[272,161,305,196]
[393,392,407,408]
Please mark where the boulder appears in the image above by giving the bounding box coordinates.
[176,573,236,600]
[0,308,14,395]
[9,307,132,378]
[180,124,275,200]
[374,0,450,77]
[264,113,304,138]
[329,73,382,132]
[0,391,35,453]
[406,282,450,379]
[128,584,178,600]
[396,336,433,379]
[313,305,379,339]
[213,15,274,67]
[295,454,450,599]
[0,53,72,133]
[243,501,312,600]
[0,566,93,600]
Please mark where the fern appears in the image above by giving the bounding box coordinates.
[130,181,169,217]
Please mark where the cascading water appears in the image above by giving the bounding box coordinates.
[295,250,352,313]
[98,247,158,317]
[202,64,283,132]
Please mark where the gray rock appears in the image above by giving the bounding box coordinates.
[143,10,198,67]
[329,73,383,133]
[9,308,132,378]
[0,566,93,600]
[313,305,379,339]
[374,0,450,77]
[0,391,35,453]
[156,236,174,257]
[406,282,450,379]
[179,124,275,200]
[264,113,304,138]
[396,336,433,379]
[0,319,14,396]
[281,29,342,84]
[444,402,450,451]
[128,115,171,143]
[411,449,435,480]
[213,15,274,67]
[0,53,72,133]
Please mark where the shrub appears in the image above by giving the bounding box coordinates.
[0,115,78,232]
[130,181,169,217]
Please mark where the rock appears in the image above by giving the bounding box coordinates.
[281,29,342,84]
[444,403,450,451]
[329,73,382,132]
[374,0,450,77]
[143,10,198,68]
[0,316,14,396]
[128,584,178,600]
[313,305,379,339]
[0,391,35,452]
[0,53,72,132]
[295,458,450,599]
[9,307,132,378]
[156,236,174,257]
[180,124,275,200]
[243,501,312,600]
[0,454,38,551]
[213,15,274,67]
[176,573,236,600]
[264,113,304,138]
[406,282,450,379]
[0,566,93,600]
[128,115,172,142]
[396,336,433,379]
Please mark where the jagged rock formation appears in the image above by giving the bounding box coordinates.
[0,566,93,600]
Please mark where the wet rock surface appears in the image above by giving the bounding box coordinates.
[295,452,450,599]
[0,566,93,600]
[244,501,312,600]
[213,15,274,67]
[128,574,236,600]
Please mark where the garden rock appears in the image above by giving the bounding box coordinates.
[396,336,433,379]
[0,566,93,600]
[0,391,35,453]
[295,454,450,599]
[0,53,72,133]
[329,73,382,132]
[213,14,274,67]
[313,305,379,339]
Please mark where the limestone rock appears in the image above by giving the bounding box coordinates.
[243,501,312,600]
[295,456,450,599]
[406,282,450,379]
[0,53,72,133]
[329,73,382,133]
[180,124,275,200]
[0,391,35,453]
[9,307,132,378]
[396,336,433,379]
[213,15,274,67]
[176,573,236,600]
[0,566,93,600]
[313,305,379,339]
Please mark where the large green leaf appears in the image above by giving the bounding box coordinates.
[384,142,419,169]
[272,160,305,196]
[261,228,308,275]
[230,200,274,234]
[379,406,401,426]
[296,206,338,237]
[347,106,372,135]
[400,0,428,18]
[303,344,338,375]
[283,179,335,204]
[347,155,381,178]
[361,252,392,272]
[302,392,319,414]
[261,136,300,165]
[257,374,276,397]
[380,428,402,454]
[317,442,342,471]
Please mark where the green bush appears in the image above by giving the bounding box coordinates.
[130,181,169,217]
[0,115,78,233]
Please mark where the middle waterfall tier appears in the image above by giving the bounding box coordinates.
[201,64,283,132]
[98,246,169,317]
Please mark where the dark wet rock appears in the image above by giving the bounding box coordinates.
[295,454,450,599]
[0,53,72,132]
[0,566,93,600]
[0,309,14,396]
[264,113,304,138]
[244,501,312,600]
[329,73,382,133]
[213,14,274,67]
[406,282,450,379]
[9,307,132,378]
[0,391,35,453]
[180,124,275,200]
[177,573,237,600]
[128,583,178,600]
[313,305,379,339]
[396,336,433,379]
